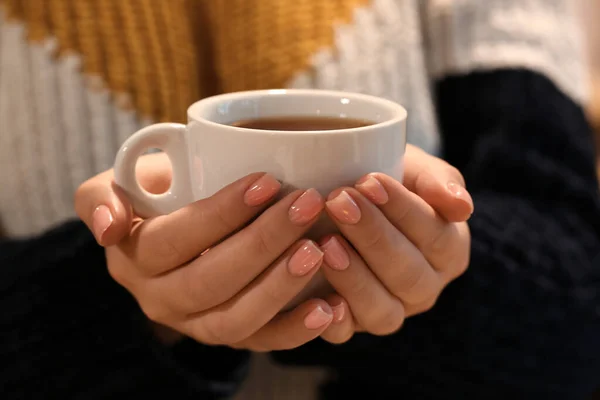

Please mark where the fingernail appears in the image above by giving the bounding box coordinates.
[356,176,388,205]
[288,189,324,225]
[92,205,113,243]
[447,181,474,213]
[326,191,361,224]
[321,237,350,271]
[244,174,281,206]
[304,305,333,329]
[288,241,324,276]
[330,302,345,323]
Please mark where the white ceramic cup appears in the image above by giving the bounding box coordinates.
[115,89,407,219]
[114,89,407,307]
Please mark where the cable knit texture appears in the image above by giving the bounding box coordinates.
[0,0,587,237]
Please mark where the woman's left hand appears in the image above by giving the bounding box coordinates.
[318,144,473,343]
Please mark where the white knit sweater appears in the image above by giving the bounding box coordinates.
[0,0,588,237]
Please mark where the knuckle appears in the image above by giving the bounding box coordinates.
[425,225,454,260]
[137,220,183,270]
[177,260,229,314]
[151,235,183,267]
[367,305,405,336]
[347,274,371,298]
[258,282,288,306]
[392,260,427,299]
[251,224,280,259]
[179,263,222,311]
[394,195,416,223]
[210,198,239,233]
[361,225,389,251]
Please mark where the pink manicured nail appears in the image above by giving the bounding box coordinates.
[447,181,474,213]
[330,302,345,323]
[356,176,389,205]
[243,174,281,206]
[321,237,350,271]
[288,189,324,225]
[92,205,113,243]
[326,191,361,224]
[288,241,323,276]
[304,305,333,329]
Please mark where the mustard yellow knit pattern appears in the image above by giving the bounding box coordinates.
[0,0,368,123]
[205,0,369,93]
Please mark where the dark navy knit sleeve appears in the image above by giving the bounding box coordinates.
[0,221,249,399]
[273,70,600,400]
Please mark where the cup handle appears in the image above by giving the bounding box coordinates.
[114,123,194,218]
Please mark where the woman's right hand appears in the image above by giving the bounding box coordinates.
[75,153,335,351]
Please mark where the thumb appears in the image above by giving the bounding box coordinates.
[74,169,132,247]
[403,144,473,222]
[75,152,172,246]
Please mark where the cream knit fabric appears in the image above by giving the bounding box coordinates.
[0,0,588,238]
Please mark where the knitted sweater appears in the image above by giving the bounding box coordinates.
[1,1,600,399]
[0,0,588,237]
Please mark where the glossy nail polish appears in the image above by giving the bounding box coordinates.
[356,176,389,205]
[92,205,113,244]
[288,241,324,276]
[288,189,324,225]
[326,191,361,224]
[321,237,350,270]
[330,302,345,323]
[243,174,281,206]
[304,305,333,329]
[447,181,474,213]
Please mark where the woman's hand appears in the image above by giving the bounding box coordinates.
[318,145,473,343]
[75,152,173,247]
[75,154,336,351]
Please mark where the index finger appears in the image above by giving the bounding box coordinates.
[120,172,282,276]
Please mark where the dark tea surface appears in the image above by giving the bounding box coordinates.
[231,116,373,131]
